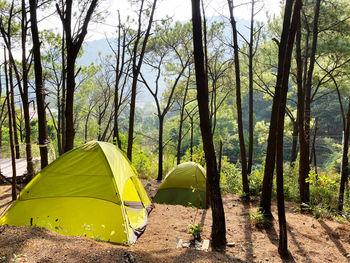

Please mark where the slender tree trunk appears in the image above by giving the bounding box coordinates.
[227,0,249,198]
[84,111,92,143]
[275,0,301,257]
[9,64,20,159]
[21,0,34,182]
[247,0,255,175]
[4,49,17,201]
[290,119,298,164]
[60,31,66,155]
[218,139,223,174]
[300,0,321,207]
[157,116,164,181]
[296,13,309,209]
[30,0,49,168]
[338,99,350,212]
[309,117,318,167]
[127,0,157,161]
[191,0,226,250]
[259,0,294,218]
[190,115,194,161]
[113,11,124,150]
[176,78,189,164]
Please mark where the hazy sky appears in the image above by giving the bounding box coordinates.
[43,0,283,41]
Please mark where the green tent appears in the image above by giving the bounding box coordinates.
[153,162,207,209]
[0,141,152,245]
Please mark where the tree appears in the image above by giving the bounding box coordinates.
[191,0,226,250]
[29,0,49,168]
[259,0,294,218]
[227,0,249,198]
[298,0,321,207]
[127,0,157,161]
[274,0,302,256]
[141,21,192,181]
[109,11,132,149]
[0,2,20,160]
[56,0,98,152]
[4,48,17,201]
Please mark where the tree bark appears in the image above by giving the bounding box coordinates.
[4,49,17,201]
[191,0,226,250]
[21,0,34,182]
[259,0,294,218]
[300,0,321,207]
[338,104,350,212]
[247,0,255,175]
[29,0,49,169]
[176,75,190,165]
[290,119,298,164]
[157,116,164,181]
[275,0,302,257]
[227,0,249,198]
[9,65,20,159]
[58,0,98,152]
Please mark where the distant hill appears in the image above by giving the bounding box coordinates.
[77,17,252,105]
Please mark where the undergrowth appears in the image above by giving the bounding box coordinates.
[220,159,350,221]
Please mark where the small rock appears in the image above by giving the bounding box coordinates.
[176,239,183,248]
[182,242,190,248]
[202,239,210,251]
[226,242,235,247]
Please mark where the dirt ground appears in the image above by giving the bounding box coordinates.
[1,180,350,263]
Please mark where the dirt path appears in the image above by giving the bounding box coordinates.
[1,181,350,262]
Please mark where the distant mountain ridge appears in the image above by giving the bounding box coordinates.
[77,17,252,105]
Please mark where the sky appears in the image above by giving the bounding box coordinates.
[43,0,283,41]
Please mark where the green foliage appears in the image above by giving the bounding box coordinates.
[188,223,202,241]
[183,146,205,167]
[306,169,339,211]
[220,159,241,194]
[132,150,152,179]
[249,209,273,229]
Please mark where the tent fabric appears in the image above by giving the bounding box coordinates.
[0,141,152,245]
[153,162,207,209]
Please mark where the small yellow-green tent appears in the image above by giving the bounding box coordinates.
[153,162,207,209]
[0,141,152,245]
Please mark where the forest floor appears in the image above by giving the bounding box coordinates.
[1,180,350,263]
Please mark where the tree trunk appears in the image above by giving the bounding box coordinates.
[64,54,76,151]
[290,119,298,165]
[157,116,164,181]
[259,0,294,218]
[191,0,226,250]
[275,0,301,257]
[227,0,249,198]
[247,0,255,175]
[60,31,66,155]
[59,0,98,152]
[9,64,20,159]
[127,0,157,161]
[300,0,321,207]
[21,0,34,182]
[176,78,189,165]
[4,49,17,201]
[218,140,223,174]
[296,13,309,209]
[338,99,350,212]
[190,115,194,161]
[30,0,49,168]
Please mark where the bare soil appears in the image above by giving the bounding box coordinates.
[1,180,350,263]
